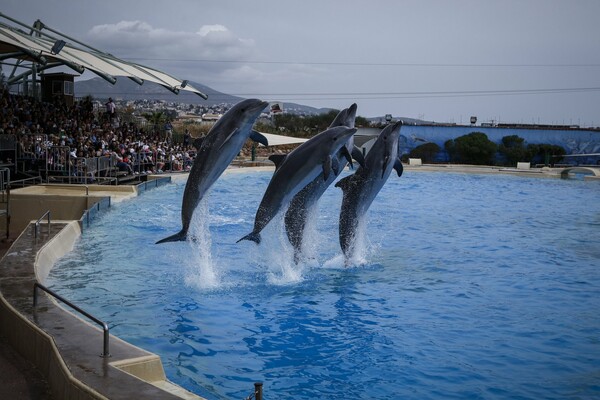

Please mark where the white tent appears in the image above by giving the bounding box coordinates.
[259,132,308,146]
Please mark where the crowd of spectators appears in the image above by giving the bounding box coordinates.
[0,85,197,178]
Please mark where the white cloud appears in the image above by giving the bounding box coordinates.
[85,20,256,76]
[197,24,227,37]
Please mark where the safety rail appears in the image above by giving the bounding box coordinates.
[33,210,51,238]
[244,382,263,400]
[33,282,111,358]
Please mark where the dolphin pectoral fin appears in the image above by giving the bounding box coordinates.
[341,146,353,169]
[268,154,287,170]
[394,158,404,177]
[237,232,261,244]
[193,137,204,150]
[323,156,332,181]
[156,230,187,244]
[218,128,240,150]
[250,130,269,146]
[352,146,366,168]
[331,157,341,177]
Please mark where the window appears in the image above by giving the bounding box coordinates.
[52,81,62,94]
[64,81,74,95]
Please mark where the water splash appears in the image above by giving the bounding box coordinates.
[245,212,305,285]
[184,199,221,290]
[323,215,374,268]
[298,206,321,261]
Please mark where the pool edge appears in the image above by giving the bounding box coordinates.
[0,178,205,400]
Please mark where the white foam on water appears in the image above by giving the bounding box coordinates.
[323,215,375,268]
[298,206,321,261]
[253,212,305,285]
[184,199,221,290]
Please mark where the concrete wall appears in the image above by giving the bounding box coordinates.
[10,194,105,236]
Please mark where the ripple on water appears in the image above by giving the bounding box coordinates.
[47,171,600,400]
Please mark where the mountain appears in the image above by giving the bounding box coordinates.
[74,77,429,122]
[74,77,241,106]
[74,77,328,114]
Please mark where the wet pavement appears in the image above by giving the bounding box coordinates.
[0,238,52,399]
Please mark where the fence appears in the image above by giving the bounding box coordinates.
[44,147,118,184]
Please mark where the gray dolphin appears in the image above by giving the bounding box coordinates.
[335,121,404,258]
[157,98,268,244]
[237,125,358,244]
[284,103,363,260]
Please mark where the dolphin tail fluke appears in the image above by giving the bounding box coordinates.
[156,230,187,244]
[237,232,261,244]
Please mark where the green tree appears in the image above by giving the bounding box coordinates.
[409,142,441,163]
[444,132,498,165]
[498,135,528,166]
[527,143,566,166]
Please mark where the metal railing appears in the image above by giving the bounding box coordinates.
[33,210,50,238]
[244,382,263,400]
[33,282,110,357]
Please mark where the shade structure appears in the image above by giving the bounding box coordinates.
[258,132,309,147]
[0,13,207,99]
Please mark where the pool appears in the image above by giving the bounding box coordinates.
[48,169,600,399]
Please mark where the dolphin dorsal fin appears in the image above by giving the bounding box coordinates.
[394,158,404,177]
[250,130,269,146]
[340,146,353,169]
[219,128,240,150]
[268,154,287,170]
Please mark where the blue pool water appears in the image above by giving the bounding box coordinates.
[48,170,600,399]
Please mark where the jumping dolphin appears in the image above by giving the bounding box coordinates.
[156,98,268,244]
[335,121,404,259]
[237,126,358,245]
[284,103,363,260]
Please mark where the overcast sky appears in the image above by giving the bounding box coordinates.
[3,0,600,125]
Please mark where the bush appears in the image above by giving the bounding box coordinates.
[527,143,566,165]
[498,135,528,166]
[409,142,441,163]
[445,132,498,165]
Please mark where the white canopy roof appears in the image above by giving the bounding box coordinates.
[0,16,207,98]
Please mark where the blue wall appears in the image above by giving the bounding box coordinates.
[357,125,600,163]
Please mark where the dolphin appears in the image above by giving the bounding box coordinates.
[335,121,404,259]
[237,125,358,244]
[156,98,268,244]
[284,103,363,260]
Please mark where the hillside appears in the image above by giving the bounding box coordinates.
[74,77,430,123]
[74,77,328,114]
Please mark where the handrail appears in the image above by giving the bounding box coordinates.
[33,282,110,357]
[33,210,51,238]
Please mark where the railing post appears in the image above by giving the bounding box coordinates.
[32,282,111,358]
[254,382,263,400]
[33,210,51,239]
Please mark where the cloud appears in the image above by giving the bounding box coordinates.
[85,20,256,78]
